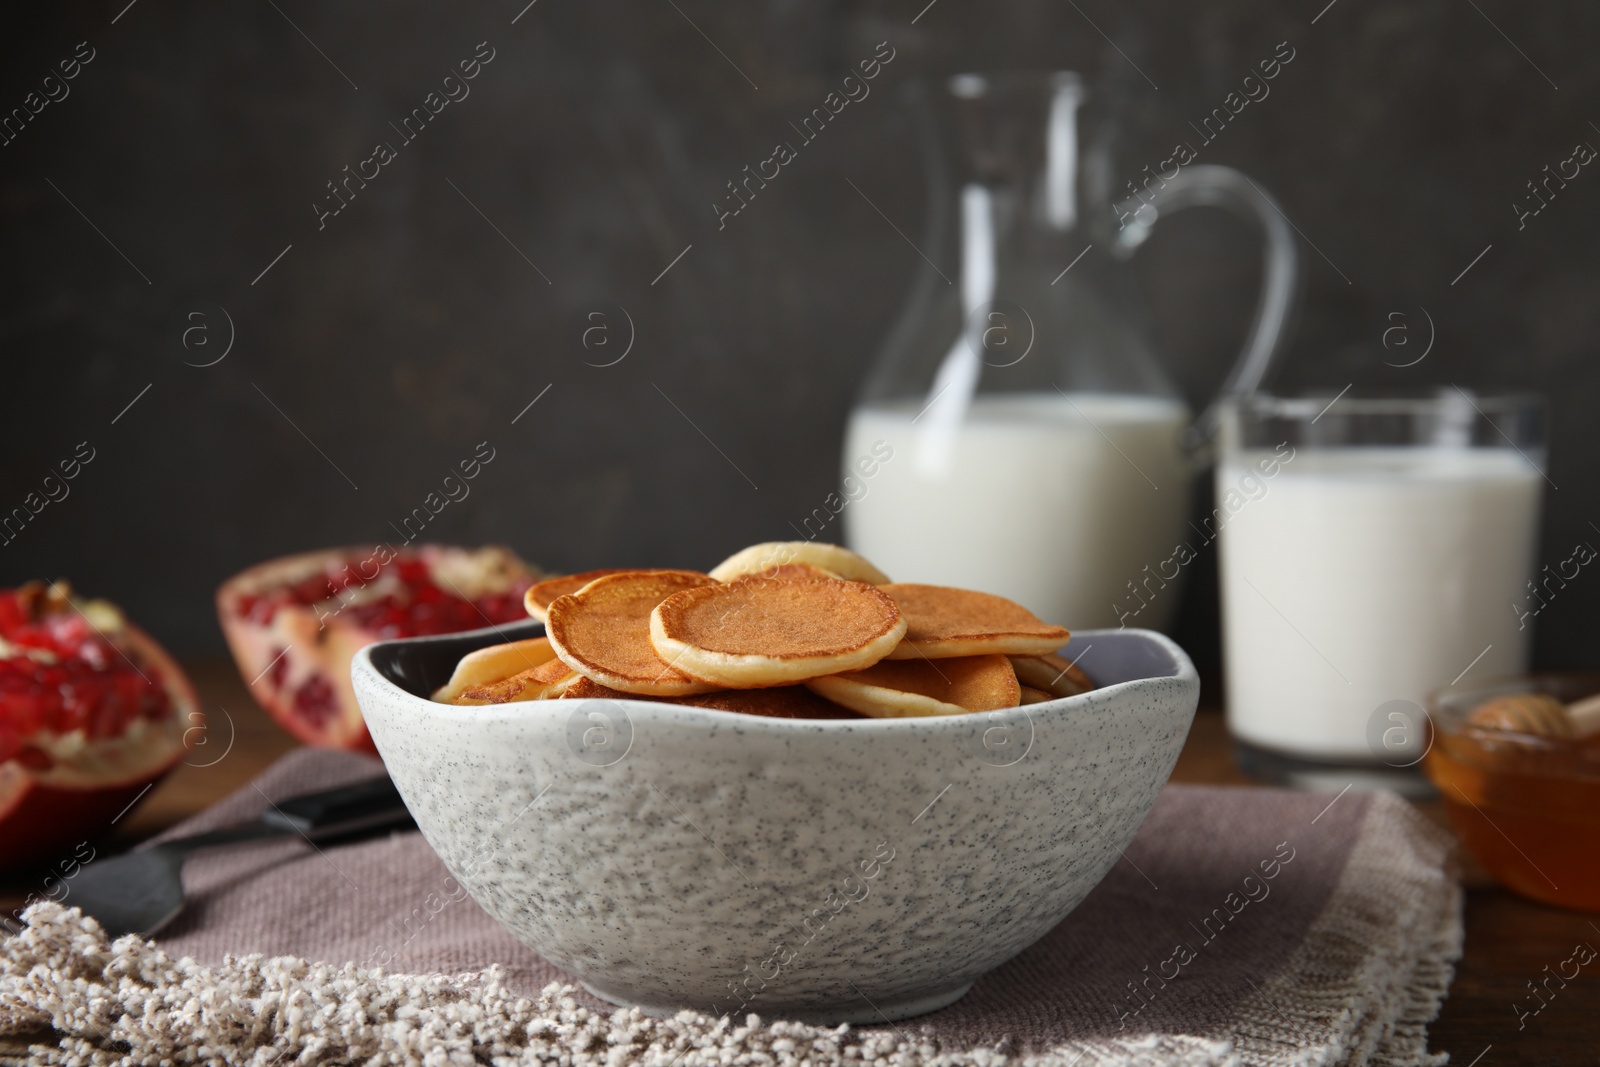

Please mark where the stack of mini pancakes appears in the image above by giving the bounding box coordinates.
[431,542,1093,719]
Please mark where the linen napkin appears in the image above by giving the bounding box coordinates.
[0,748,1460,1067]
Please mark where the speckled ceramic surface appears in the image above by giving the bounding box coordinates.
[351,624,1199,1025]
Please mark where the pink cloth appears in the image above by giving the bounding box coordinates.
[138,747,1459,1061]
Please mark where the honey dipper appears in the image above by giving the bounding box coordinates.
[1468,691,1600,739]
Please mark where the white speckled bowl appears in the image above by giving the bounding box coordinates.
[352,622,1198,1024]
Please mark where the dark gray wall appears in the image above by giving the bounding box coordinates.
[1,0,1596,669]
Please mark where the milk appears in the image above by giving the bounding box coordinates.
[842,393,1192,629]
[1218,447,1542,760]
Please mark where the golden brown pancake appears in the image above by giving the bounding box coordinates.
[730,562,841,581]
[679,686,860,719]
[560,675,859,719]
[432,637,558,702]
[545,570,722,696]
[881,584,1070,659]
[454,656,578,705]
[453,667,541,705]
[1018,685,1054,705]
[1009,653,1095,698]
[559,675,627,701]
[649,577,906,686]
[805,654,1021,718]
[708,542,890,585]
[523,569,631,622]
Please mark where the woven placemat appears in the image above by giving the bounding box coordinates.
[0,749,1460,1066]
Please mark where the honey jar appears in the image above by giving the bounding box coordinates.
[1424,675,1600,911]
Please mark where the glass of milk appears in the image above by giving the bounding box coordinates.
[1216,391,1547,790]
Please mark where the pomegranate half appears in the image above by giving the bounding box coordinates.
[216,544,536,751]
[0,581,196,867]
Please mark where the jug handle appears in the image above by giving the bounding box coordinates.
[1109,164,1299,455]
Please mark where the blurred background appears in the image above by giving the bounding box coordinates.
[2,0,1597,672]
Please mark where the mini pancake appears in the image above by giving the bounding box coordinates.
[453,668,541,705]
[527,657,582,698]
[545,570,722,696]
[524,569,631,622]
[1009,653,1095,698]
[650,577,906,687]
[432,637,558,702]
[560,676,859,719]
[805,654,1020,718]
[708,542,890,585]
[730,562,841,581]
[1018,686,1054,705]
[882,584,1070,659]
[559,675,622,700]
[454,657,578,705]
[681,686,860,719]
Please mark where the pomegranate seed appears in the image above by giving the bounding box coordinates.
[291,674,338,730]
[0,587,173,748]
[266,647,291,690]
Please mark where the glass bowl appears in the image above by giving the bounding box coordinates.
[1424,673,1600,911]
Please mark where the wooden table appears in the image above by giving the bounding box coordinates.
[4,661,1595,1059]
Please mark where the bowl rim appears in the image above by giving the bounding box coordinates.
[352,623,1198,734]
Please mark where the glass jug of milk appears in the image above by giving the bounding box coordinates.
[843,72,1299,630]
